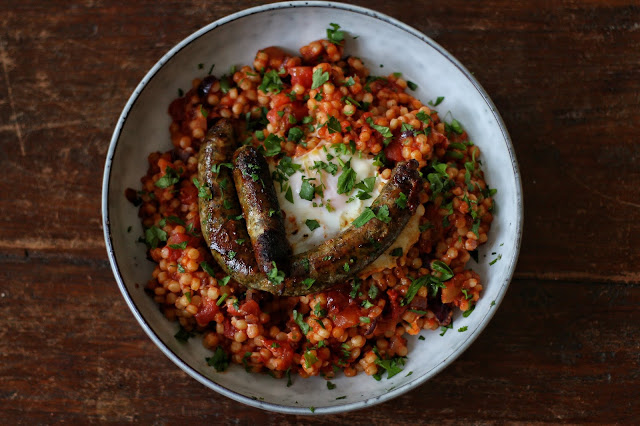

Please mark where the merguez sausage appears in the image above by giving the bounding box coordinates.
[233,145,292,274]
[281,160,422,295]
[198,119,423,296]
[197,120,281,294]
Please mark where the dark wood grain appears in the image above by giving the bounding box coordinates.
[1,0,639,423]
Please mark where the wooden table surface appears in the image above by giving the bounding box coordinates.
[1,0,639,423]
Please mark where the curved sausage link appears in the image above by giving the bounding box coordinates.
[233,146,292,274]
[198,121,422,296]
[197,120,280,294]
[281,159,422,295]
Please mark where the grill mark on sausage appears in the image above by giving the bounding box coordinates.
[198,119,423,296]
[233,146,292,274]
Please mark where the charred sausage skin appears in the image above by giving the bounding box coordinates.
[282,160,422,295]
[197,120,280,294]
[198,119,423,296]
[233,146,292,275]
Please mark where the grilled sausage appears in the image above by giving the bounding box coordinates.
[198,120,281,294]
[198,119,422,296]
[233,146,292,275]
[281,160,422,295]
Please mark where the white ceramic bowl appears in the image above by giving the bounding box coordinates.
[102,1,522,415]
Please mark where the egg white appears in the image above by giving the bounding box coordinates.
[270,143,387,255]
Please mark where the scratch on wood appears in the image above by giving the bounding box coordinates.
[515,270,640,285]
[0,237,106,251]
[567,171,640,209]
[0,119,84,134]
[0,39,25,156]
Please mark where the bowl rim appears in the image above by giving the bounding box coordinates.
[102,0,523,415]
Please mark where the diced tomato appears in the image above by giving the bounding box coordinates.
[222,318,238,340]
[267,101,308,130]
[384,139,404,162]
[263,339,294,370]
[288,101,308,121]
[180,181,198,205]
[333,306,361,329]
[289,66,314,88]
[387,289,407,321]
[441,274,463,304]
[327,290,362,328]
[194,298,219,327]
[227,299,261,317]
[168,97,186,122]
[266,108,280,126]
[157,158,172,175]
[326,290,349,314]
[271,93,291,109]
[258,46,289,70]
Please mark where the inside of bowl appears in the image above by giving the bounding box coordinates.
[105,3,520,414]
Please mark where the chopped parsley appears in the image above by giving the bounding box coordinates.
[263,134,283,156]
[287,127,304,142]
[155,166,181,188]
[218,275,231,286]
[416,111,431,125]
[216,293,228,306]
[390,247,403,257]
[368,284,379,299]
[192,177,211,200]
[458,326,468,332]
[168,241,187,250]
[366,117,392,145]
[407,81,418,90]
[418,335,426,341]
[352,208,376,228]
[326,23,344,44]
[258,69,284,93]
[447,119,464,135]
[327,381,336,390]
[311,68,330,90]
[242,351,252,372]
[205,346,230,372]
[285,187,294,203]
[200,261,216,277]
[306,219,320,231]
[489,254,502,265]
[359,316,371,324]
[174,326,195,343]
[349,279,361,298]
[432,260,454,281]
[299,179,315,201]
[374,354,406,379]
[144,226,167,249]
[293,310,310,335]
[302,278,315,290]
[428,96,444,107]
[439,323,453,336]
[463,305,476,317]
[326,116,342,134]
[376,205,391,223]
[354,176,375,200]
[211,162,232,174]
[267,261,285,284]
[395,193,408,209]
[337,163,357,194]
